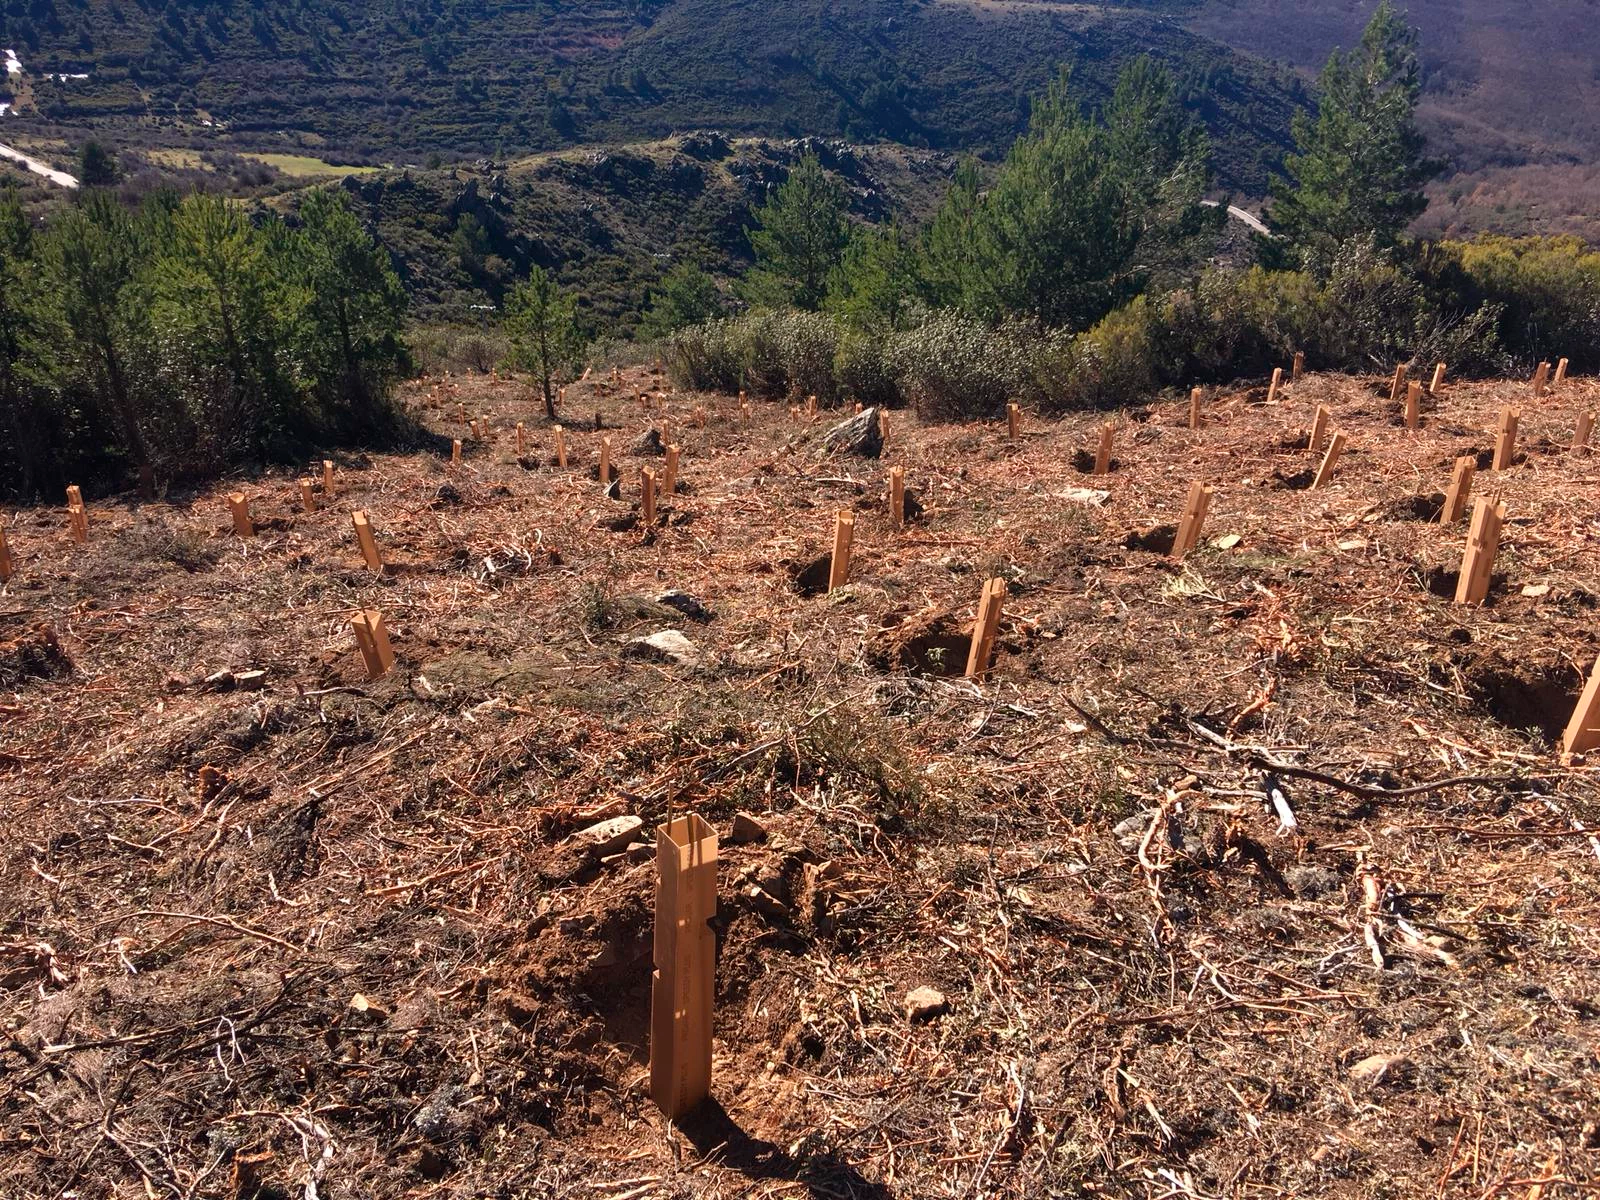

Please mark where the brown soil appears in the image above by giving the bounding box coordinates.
[2,369,1599,1199]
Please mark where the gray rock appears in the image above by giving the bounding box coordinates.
[1114,809,1159,853]
[1349,1054,1415,1087]
[630,428,665,456]
[658,590,714,622]
[820,407,883,458]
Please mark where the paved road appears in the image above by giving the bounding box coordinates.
[1202,199,1270,235]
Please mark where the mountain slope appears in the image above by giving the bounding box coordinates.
[1178,0,1600,236]
[0,0,1301,192]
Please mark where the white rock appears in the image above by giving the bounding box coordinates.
[624,629,703,668]
[574,815,643,857]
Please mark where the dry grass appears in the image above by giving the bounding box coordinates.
[1,365,1597,1199]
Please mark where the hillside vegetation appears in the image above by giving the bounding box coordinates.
[331,136,952,329]
[0,0,1301,191]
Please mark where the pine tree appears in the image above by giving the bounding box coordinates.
[505,266,583,420]
[292,188,410,426]
[0,189,54,495]
[743,153,849,311]
[1268,0,1436,268]
[77,140,121,189]
[916,157,984,312]
[918,62,1213,332]
[153,193,291,455]
[639,263,722,339]
[45,193,156,478]
[827,220,918,331]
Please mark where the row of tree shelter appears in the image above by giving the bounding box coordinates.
[5,355,1600,744]
[5,357,1600,1123]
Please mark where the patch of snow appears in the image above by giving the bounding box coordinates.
[51,72,89,82]
[0,103,10,117]
[4,49,20,75]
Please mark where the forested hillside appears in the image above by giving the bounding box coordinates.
[0,0,1301,192]
[4,0,1593,235]
[330,135,949,328]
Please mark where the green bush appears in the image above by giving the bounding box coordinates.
[663,318,745,394]
[1445,236,1600,371]
[833,329,899,409]
[666,308,843,401]
[408,325,510,376]
[1157,268,1323,383]
[889,311,1040,419]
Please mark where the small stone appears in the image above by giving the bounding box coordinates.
[1114,809,1159,853]
[745,884,792,921]
[1349,1054,1414,1086]
[234,669,267,691]
[730,812,768,844]
[348,992,387,1021]
[904,986,948,1023]
[623,629,703,668]
[1058,487,1110,506]
[573,815,644,858]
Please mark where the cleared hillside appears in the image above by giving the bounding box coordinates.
[2,364,1598,1197]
